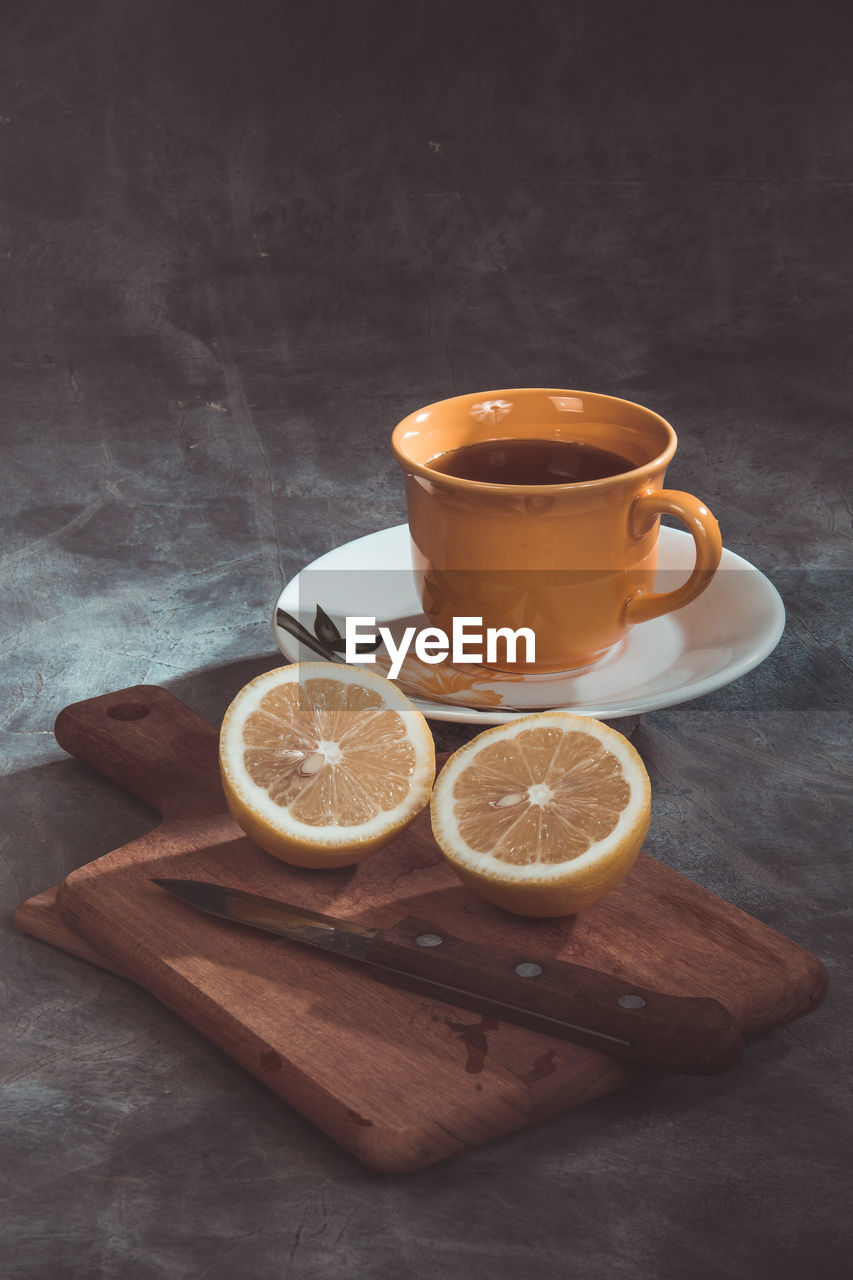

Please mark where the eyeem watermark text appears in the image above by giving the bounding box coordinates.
[345,616,535,679]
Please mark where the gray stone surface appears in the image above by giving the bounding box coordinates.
[2,1,851,1276]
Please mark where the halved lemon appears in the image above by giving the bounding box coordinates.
[430,713,651,916]
[219,663,435,868]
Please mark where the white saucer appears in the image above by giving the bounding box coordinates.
[272,524,785,724]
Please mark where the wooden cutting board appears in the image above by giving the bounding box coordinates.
[15,686,828,1173]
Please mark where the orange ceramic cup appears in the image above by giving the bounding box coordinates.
[391,388,722,673]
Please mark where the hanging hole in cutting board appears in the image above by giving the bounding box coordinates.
[107,702,152,721]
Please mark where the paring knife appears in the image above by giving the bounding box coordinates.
[152,878,743,1075]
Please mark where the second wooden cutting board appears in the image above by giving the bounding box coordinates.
[22,685,827,1173]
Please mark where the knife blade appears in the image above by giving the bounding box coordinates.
[152,878,743,1075]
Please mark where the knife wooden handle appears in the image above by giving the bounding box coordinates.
[365,917,743,1075]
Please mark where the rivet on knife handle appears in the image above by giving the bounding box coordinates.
[365,917,743,1075]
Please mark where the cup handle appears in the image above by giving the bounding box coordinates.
[624,489,722,625]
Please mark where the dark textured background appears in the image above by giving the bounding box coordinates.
[2,2,851,1277]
